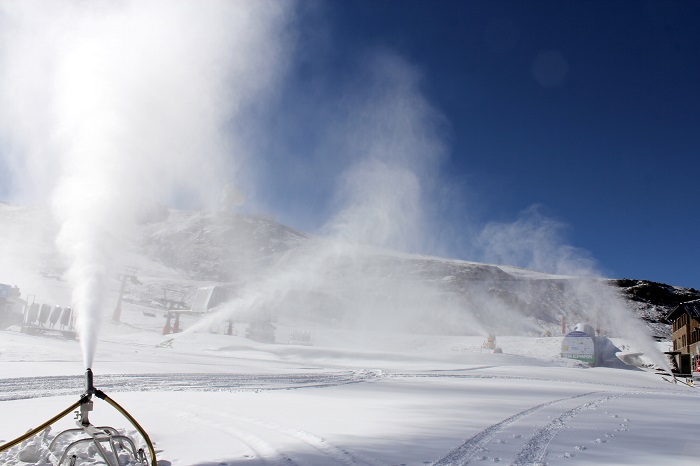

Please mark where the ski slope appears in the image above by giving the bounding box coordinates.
[1,309,698,466]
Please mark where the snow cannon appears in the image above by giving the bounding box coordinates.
[0,368,157,466]
[561,323,597,365]
[561,323,630,368]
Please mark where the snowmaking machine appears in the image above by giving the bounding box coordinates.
[0,368,157,466]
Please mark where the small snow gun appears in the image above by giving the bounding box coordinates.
[0,368,157,466]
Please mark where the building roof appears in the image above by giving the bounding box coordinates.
[665,299,700,323]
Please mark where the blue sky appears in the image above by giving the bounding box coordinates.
[0,1,697,289]
[256,0,699,288]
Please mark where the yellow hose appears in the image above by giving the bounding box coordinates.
[102,394,158,466]
[1,395,157,466]
[0,400,81,453]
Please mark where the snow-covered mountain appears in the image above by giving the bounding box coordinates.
[1,203,697,338]
[133,208,698,338]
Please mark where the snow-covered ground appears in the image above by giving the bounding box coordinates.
[1,305,698,466]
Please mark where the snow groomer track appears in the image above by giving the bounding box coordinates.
[0,370,384,401]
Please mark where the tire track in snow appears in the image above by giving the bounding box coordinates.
[0,371,383,401]
[432,391,602,465]
[172,404,293,466]
[390,372,663,392]
[181,404,380,466]
[236,416,387,466]
[511,393,621,466]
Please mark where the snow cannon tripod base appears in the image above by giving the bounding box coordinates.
[47,369,154,465]
[47,368,157,466]
[0,368,157,466]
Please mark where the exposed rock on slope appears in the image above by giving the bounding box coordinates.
[139,210,309,281]
[610,279,700,338]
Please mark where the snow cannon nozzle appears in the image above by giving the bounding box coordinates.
[85,368,94,396]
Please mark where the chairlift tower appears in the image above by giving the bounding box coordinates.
[112,266,140,322]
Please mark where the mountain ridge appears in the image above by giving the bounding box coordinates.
[1,204,697,338]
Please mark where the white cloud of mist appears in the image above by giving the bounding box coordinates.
[329,159,422,250]
[0,0,294,368]
[181,51,477,344]
[323,51,448,253]
[192,44,474,346]
[474,205,670,371]
[476,205,598,276]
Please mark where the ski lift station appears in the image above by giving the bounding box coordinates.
[189,285,231,314]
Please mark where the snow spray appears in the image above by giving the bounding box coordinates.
[0,0,294,369]
[476,209,674,373]
[171,52,484,344]
[172,236,490,345]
